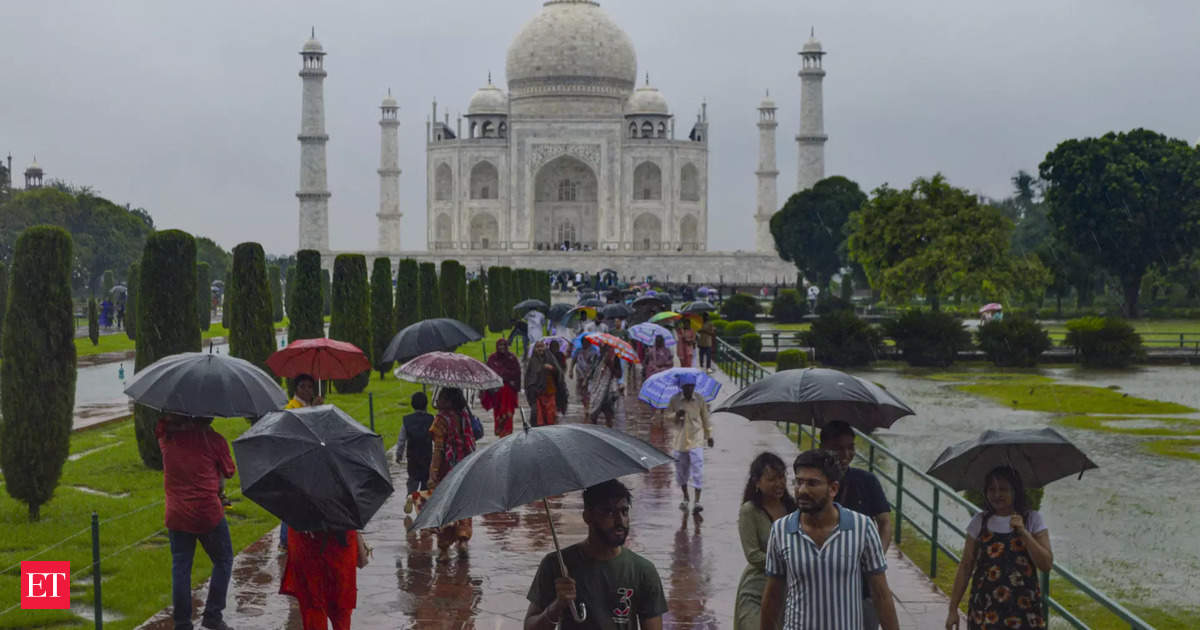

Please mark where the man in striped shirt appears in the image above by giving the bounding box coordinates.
[760,450,900,630]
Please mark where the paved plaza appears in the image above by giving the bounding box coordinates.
[140,367,948,629]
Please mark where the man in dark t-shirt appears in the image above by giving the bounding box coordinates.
[525,480,668,629]
[821,420,892,630]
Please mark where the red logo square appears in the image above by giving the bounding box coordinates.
[20,561,71,609]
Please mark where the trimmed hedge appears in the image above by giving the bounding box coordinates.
[724,320,756,339]
[439,260,465,321]
[802,310,883,367]
[268,264,283,323]
[284,265,296,323]
[709,318,728,335]
[418,262,440,320]
[1,226,77,520]
[135,230,201,469]
[229,243,277,386]
[1064,317,1144,368]
[976,315,1052,367]
[772,289,807,323]
[289,250,325,342]
[740,332,763,361]
[125,262,138,340]
[321,268,332,317]
[330,254,372,393]
[721,293,761,322]
[394,258,420,332]
[487,265,509,333]
[87,298,99,345]
[467,277,487,337]
[882,309,971,367]
[776,348,808,370]
[370,257,394,379]
[196,261,211,332]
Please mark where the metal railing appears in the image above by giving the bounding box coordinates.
[715,343,1156,630]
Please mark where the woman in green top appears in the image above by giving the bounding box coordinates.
[735,452,796,630]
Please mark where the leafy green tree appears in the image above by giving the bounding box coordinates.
[487,265,509,332]
[290,250,324,342]
[125,262,138,340]
[268,264,283,323]
[101,269,115,299]
[321,268,332,317]
[394,258,420,332]
[467,277,487,335]
[330,254,371,393]
[1039,129,1200,317]
[1,226,77,520]
[134,230,201,469]
[196,261,211,332]
[195,236,233,284]
[370,258,394,379]
[418,262,440,320]
[770,176,867,293]
[0,262,7,352]
[848,174,1049,311]
[87,298,99,344]
[440,260,465,320]
[229,243,277,382]
[285,266,296,324]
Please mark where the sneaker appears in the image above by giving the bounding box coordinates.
[692,503,704,514]
[678,501,689,511]
[201,619,233,630]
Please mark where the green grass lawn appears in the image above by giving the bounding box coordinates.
[0,330,501,629]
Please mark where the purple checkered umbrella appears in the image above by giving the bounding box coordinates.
[638,368,720,409]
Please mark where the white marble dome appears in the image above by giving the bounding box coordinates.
[802,36,822,53]
[468,83,508,115]
[627,85,669,115]
[302,37,324,53]
[381,93,398,108]
[506,0,637,98]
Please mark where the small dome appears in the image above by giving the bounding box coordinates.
[802,36,822,53]
[626,84,669,115]
[381,93,398,108]
[760,96,776,109]
[302,37,324,53]
[25,160,41,173]
[468,83,508,115]
[506,1,638,100]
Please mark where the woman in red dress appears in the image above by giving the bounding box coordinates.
[483,338,521,437]
[280,529,362,630]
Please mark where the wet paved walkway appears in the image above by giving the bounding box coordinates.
[140,366,948,629]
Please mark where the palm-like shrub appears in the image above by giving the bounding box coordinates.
[802,310,883,367]
[976,315,1052,367]
[882,310,971,367]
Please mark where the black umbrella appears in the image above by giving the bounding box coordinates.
[713,367,915,432]
[602,303,633,319]
[578,298,605,308]
[124,351,288,418]
[681,300,716,314]
[926,427,1098,491]
[632,294,670,309]
[233,405,393,531]
[513,298,548,315]
[411,423,673,623]
[380,318,482,363]
[548,303,573,322]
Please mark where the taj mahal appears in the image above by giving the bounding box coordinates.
[298,0,828,283]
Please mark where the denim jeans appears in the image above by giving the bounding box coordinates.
[169,518,233,630]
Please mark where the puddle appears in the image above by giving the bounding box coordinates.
[71,485,130,499]
[68,442,120,461]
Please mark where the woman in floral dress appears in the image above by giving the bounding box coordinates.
[945,466,1054,629]
[427,387,477,560]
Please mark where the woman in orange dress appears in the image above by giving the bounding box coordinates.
[428,387,477,560]
[280,528,361,630]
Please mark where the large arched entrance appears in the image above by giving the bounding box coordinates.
[534,156,598,250]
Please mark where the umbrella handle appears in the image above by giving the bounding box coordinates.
[543,498,587,623]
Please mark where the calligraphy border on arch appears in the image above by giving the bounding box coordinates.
[530,143,602,173]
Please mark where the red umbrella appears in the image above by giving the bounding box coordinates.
[394,352,502,390]
[267,338,371,380]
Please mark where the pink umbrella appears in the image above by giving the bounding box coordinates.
[979,303,1003,313]
[394,352,502,390]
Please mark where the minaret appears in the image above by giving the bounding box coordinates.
[24,157,43,189]
[297,30,331,252]
[796,29,827,192]
[755,92,779,253]
[377,90,403,252]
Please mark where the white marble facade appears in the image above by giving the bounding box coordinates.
[425,0,709,254]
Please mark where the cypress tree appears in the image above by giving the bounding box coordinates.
[134,230,200,469]
[439,260,463,320]
[289,250,325,342]
[394,258,420,332]
[196,261,211,332]
[102,269,115,299]
[1,226,77,520]
[330,254,371,393]
[220,272,230,330]
[0,262,7,355]
[285,265,296,324]
[370,257,394,379]
[541,269,551,305]
[321,268,332,317]
[418,261,441,320]
[487,265,508,332]
[229,242,277,381]
[125,262,138,340]
[268,264,284,323]
[87,298,99,345]
[467,277,487,336]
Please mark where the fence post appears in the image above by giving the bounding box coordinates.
[1040,570,1050,623]
[930,488,940,579]
[91,511,102,630]
[868,444,876,474]
[368,393,375,431]
[894,464,904,546]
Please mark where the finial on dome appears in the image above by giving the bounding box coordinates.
[488,71,492,85]
[766,88,770,97]
[645,72,650,86]
[388,87,392,96]
[810,26,814,37]
[312,26,315,38]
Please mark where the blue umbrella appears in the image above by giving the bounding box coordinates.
[638,368,721,409]
[628,322,676,347]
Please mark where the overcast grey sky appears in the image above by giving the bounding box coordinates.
[3,0,1198,256]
